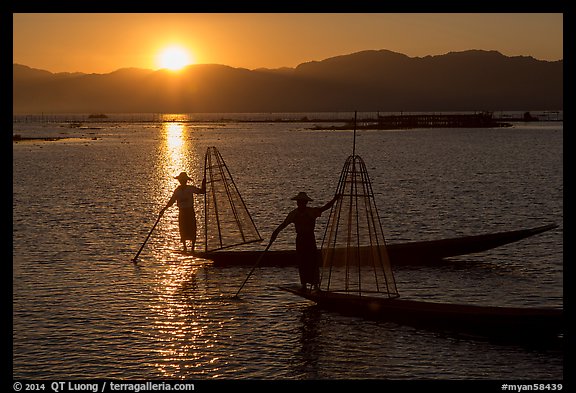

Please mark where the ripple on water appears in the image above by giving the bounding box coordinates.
[13,122,563,379]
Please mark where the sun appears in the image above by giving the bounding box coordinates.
[156,46,194,71]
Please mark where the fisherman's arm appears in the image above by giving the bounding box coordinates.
[160,193,177,216]
[271,221,288,242]
[270,212,294,243]
[158,195,176,216]
[192,177,207,194]
[320,194,339,212]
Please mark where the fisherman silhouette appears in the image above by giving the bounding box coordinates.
[271,192,338,290]
[160,172,206,253]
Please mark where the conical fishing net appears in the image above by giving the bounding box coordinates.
[320,154,398,297]
[204,146,262,251]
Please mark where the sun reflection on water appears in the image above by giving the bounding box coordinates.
[146,257,225,378]
[159,120,204,186]
[163,122,187,177]
[144,120,220,377]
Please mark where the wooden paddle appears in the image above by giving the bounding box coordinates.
[232,241,273,298]
[132,211,163,263]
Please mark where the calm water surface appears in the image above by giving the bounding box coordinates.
[12,118,563,380]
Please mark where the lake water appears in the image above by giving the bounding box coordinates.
[12,116,563,381]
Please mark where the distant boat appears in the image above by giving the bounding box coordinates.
[88,113,108,119]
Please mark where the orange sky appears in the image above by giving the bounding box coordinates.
[13,13,563,74]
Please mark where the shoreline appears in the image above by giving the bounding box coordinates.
[13,135,99,143]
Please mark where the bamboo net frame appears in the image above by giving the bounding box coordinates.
[320,154,398,298]
[204,146,263,252]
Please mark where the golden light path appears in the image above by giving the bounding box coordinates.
[146,119,220,378]
[165,122,186,165]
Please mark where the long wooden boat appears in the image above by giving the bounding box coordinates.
[198,223,558,266]
[279,284,563,341]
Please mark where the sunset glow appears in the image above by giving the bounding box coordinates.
[13,14,563,74]
[156,46,194,71]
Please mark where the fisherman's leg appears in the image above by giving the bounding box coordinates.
[299,263,316,291]
[297,262,306,290]
[179,231,188,252]
[301,245,320,291]
[312,249,321,290]
[295,238,306,290]
[178,211,187,252]
[190,237,196,253]
[190,220,197,252]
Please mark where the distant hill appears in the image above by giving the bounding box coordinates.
[12,49,563,113]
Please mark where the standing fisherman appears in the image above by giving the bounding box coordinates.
[160,172,206,253]
[270,192,338,290]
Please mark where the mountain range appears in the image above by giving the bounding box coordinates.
[13,49,563,113]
